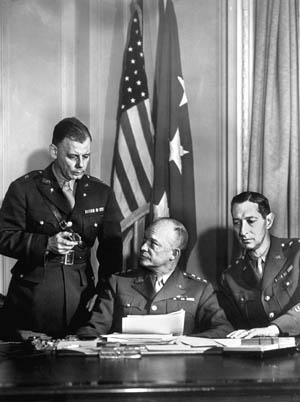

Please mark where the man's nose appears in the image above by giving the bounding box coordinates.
[76,157,84,167]
[239,221,248,236]
[140,241,148,251]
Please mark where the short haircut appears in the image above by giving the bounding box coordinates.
[231,191,271,218]
[153,217,189,250]
[52,117,92,146]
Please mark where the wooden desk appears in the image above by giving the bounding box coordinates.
[0,343,299,402]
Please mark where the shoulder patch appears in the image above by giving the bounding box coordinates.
[182,271,207,283]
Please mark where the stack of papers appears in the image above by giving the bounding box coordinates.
[217,337,296,357]
[102,333,175,345]
[142,336,223,355]
[122,309,185,336]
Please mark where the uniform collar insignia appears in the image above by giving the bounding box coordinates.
[41,178,51,184]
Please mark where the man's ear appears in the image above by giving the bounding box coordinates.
[49,144,57,160]
[266,212,274,230]
[170,248,181,261]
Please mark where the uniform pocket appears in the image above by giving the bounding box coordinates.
[83,212,104,239]
[166,299,197,316]
[117,293,147,315]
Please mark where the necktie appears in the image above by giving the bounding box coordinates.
[253,257,263,281]
[62,181,75,209]
[152,275,164,293]
[256,257,263,278]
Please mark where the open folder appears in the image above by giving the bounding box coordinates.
[122,309,185,336]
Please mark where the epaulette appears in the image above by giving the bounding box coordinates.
[19,170,43,182]
[281,238,300,253]
[182,271,207,283]
[115,269,137,277]
[85,174,104,184]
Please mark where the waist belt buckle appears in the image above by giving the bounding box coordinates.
[64,250,75,265]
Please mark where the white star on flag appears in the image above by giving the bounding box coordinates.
[178,76,187,107]
[169,128,189,173]
[153,191,169,219]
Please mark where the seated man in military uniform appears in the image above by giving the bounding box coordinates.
[77,217,233,338]
[218,191,300,339]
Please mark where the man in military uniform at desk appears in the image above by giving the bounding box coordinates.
[77,217,232,338]
[218,191,300,339]
[0,117,122,340]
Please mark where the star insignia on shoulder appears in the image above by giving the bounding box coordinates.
[183,272,207,283]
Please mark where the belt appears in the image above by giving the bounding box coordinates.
[47,250,90,265]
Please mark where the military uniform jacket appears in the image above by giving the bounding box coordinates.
[219,235,300,336]
[0,163,122,337]
[77,266,233,338]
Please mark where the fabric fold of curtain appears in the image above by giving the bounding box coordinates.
[248,0,299,237]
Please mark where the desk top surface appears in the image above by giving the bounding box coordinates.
[0,342,299,401]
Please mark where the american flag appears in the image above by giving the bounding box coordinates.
[112,7,154,221]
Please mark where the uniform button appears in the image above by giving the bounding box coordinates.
[240,297,245,302]
[264,295,271,302]
[269,312,275,319]
[83,193,87,197]
[94,223,98,227]
[39,220,44,225]
[20,274,24,278]
[126,303,131,307]
[151,305,158,311]
[285,281,290,287]
[50,188,54,193]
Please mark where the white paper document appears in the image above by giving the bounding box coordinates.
[122,309,185,336]
[102,333,175,344]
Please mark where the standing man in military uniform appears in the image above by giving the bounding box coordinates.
[77,218,232,338]
[218,191,300,339]
[0,117,122,339]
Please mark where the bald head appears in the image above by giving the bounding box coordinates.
[151,218,188,250]
[139,218,188,274]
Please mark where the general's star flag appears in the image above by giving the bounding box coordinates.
[112,5,154,221]
[151,0,197,265]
